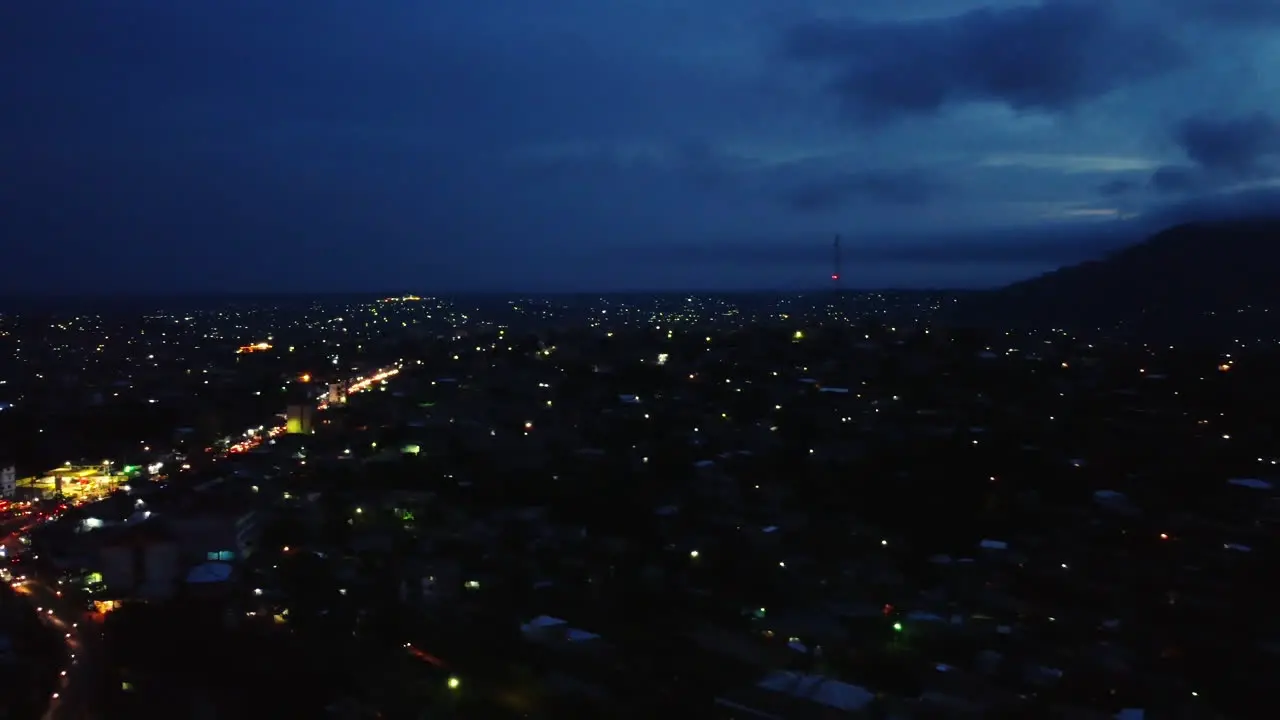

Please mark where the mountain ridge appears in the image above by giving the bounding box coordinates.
[949,217,1280,340]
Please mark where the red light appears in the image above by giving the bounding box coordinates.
[1159,533,1169,540]
[407,646,446,668]
[831,274,839,280]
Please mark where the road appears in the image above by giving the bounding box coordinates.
[214,366,400,457]
[3,527,95,720]
[3,363,403,719]
[31,577,95,720]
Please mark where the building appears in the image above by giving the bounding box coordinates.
[17,464,126,500]
[97,501,258,600]
[0,466,14,498]
[185,561,235,601]
[715,671,877,718]
[399,558,461,605]
[167,504,261,564]
[99,522,181,600]
[327,382,346,405]
[286,404,313,434]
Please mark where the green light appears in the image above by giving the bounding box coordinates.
[892,622,903,632]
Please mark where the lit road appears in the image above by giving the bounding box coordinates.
[33,579,94,720]
[218,366,401,456]
[4,531,95,720]
[2,364,404,718]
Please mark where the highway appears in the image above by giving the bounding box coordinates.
[3,363,403,719]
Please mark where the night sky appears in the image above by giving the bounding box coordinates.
[3,1,1279,292]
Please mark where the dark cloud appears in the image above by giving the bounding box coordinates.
[1,0,1275,292]
[1148,113,1280,195]
[1149,166,1205,195]
[0,3,766,156]
[669,140,744,189]
[1098,179,1136,197]
[784,170,939,212]
[855,235,1125,265]
[782,2,1184,123]
[1167,0,1280,24]
[641,225,1131,268]
[1145,187,1280,227]
[1176,113,1280,176]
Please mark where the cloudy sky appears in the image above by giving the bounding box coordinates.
[2,0,1278,292]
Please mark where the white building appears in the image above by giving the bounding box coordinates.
[0,466,15,498]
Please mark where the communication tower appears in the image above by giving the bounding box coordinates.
[832,235,841,291]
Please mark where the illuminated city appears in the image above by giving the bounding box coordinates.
[4,1,1280,718]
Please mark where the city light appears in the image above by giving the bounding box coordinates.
[236,341,272,354]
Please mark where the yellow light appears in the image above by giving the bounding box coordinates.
[447,676,460,690]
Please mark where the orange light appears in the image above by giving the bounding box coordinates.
[300,373,312,383]
[1218,363,1231,372]
[237,342,273,354]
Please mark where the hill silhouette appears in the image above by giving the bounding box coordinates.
[949,218,1280,340]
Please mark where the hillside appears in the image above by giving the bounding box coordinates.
[948,218,1280,339]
